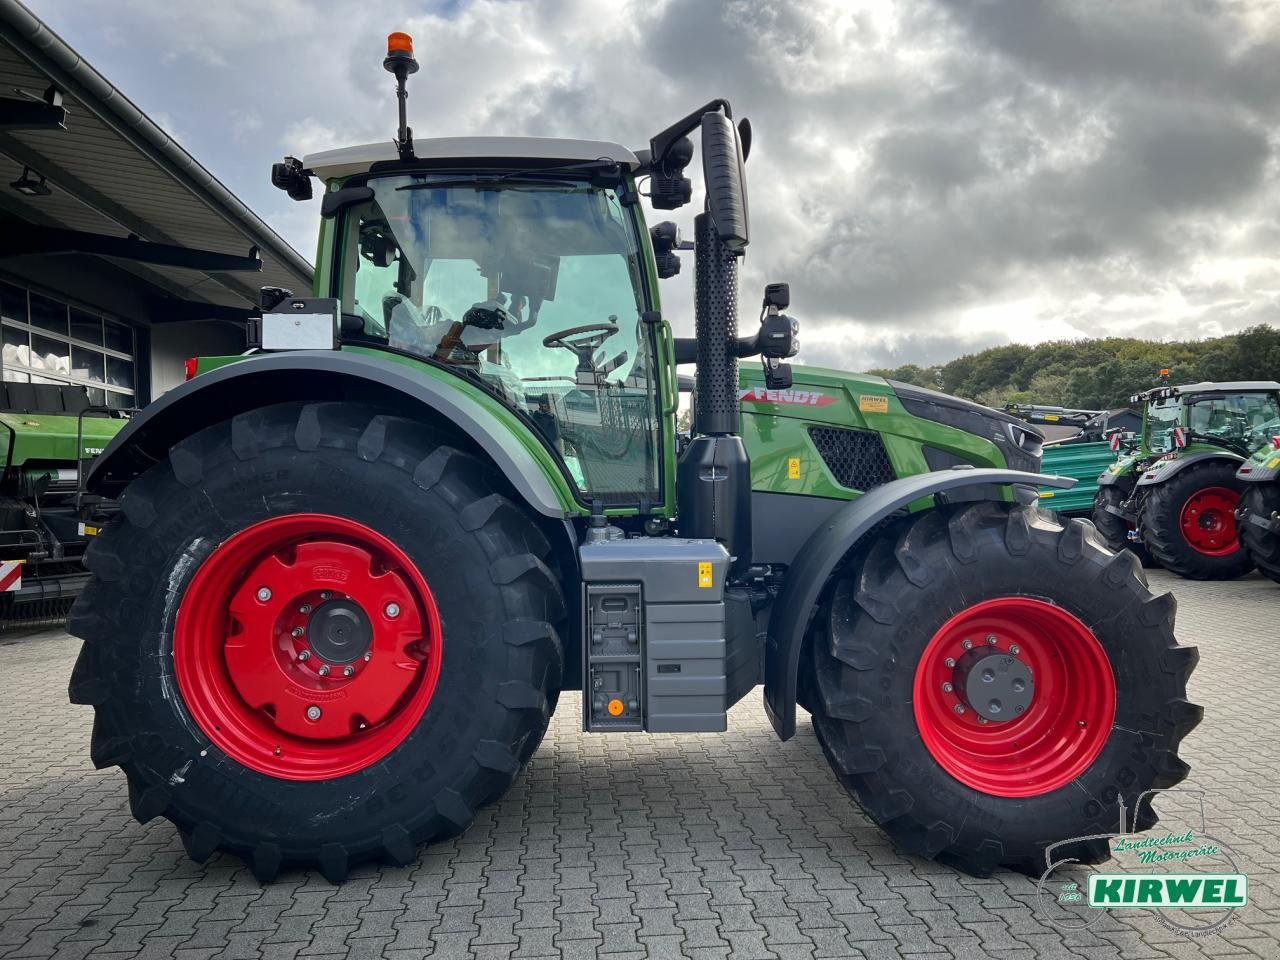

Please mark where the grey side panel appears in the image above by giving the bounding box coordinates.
[1096,470,1126,487]
[1238,462,1280,483]
[86,350,568,518]
[1134,451,1244,487]
[751,492,846,567]
[580,538,732,733]
[762,468,1075,741]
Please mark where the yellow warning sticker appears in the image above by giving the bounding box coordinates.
[697,561,713,589]
[1043,413,1060,421]
[77,523,99,537]
[1038,490,1055,498]
[787,457,801,480]
[858,394,889,413]
[1270,457,1280,469]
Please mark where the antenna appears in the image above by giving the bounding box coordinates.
[383,32,419,162]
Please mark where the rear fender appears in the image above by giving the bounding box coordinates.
[88,350,576,520]
[763,467,1075,740]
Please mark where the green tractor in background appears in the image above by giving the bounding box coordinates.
[1237,435,1280,584]
[0,381,125,625]
[67,34,1199,883]
[1092,379,1280,577]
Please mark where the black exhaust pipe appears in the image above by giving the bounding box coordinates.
[678,212,752,575]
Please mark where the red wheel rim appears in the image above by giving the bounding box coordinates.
[912,597,1115,798]
[1179,486,1241,556]
[174,514,442,781]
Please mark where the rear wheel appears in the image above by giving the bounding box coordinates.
[68,402,564,881]
[1239,484,1280,584]
[1090,485,1153,566]
[1140,461,1253,579]
[807,502,1200,876]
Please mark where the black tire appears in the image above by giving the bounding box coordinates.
[1139,460,1253,580]
[68,402,564,882]
[807,502,1200,877]
[1239,484,1280,584]
[1090,485,1154,566]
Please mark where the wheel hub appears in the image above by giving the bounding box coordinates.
[953,649,1035,722]
[306,599,373,664]
[1179,486,1241,556]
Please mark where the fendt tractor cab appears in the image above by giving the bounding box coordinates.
[1237,429,1280,585]
[1091,376,1280,578]
[68,34,1198,883]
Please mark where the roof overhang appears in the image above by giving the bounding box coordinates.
[0,0,313,317]
[303,136,641,182]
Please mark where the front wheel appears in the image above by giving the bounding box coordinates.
[1140,461,1253,579]
[807,502,1201,876]
[68,403,564,881]
[1239,484,1280,584]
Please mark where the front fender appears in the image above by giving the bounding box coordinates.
[89,350,577,518]
[763,467,1075,740]
[1134,451,1244,488]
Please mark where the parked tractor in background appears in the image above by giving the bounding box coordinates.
[1237,434,1280,584]
[1004,404,1140,516]
[67,34,1199,884]
[0,381,125,625]
[1092,380,1280,577]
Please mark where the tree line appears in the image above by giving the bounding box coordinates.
[866,324,1280,410]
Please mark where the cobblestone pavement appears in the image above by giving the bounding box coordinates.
[1,570,1277,959]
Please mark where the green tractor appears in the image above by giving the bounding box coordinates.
[1092,379,1280,577]
[68,35,1199,883]
[0,382,126,625]
[1237,435,1280,584]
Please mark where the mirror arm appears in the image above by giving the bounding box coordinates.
[649,98,733,168]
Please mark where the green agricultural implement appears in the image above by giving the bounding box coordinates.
[1092,379,1280,577]
[1237,435,1280,584]
[68,34,1200,883]
[0,382,125,625]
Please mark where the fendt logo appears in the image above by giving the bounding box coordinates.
[738,387,836,407]
[1089,874,1246,908]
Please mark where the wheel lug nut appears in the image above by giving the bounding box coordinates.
[306,705,321,721]
[292,627,305,638]
[318,665,330,677]
[320,591,331,600]
[962,639,973,650]
[385,602,401,619]
[343,665,355,677]
[299,604,311,614]
[954,704,965,714]
[986,634,997,645]
[944,657,956,668]
[256,586,272,602]
[978,717,989,725]
[1009,644,1020,655]
[942,682,953,693]
[298,650,311,662]
[363,652,372,662]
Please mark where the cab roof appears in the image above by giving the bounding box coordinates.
[1136,380,1280,402]
[303,137,642,181]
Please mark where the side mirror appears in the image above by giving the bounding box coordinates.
[700,110,749,252]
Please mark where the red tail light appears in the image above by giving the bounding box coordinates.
[1272,435,1280,449]
[184,357,199,381]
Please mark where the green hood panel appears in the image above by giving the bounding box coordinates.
[0,412,126,467]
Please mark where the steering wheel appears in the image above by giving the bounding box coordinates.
[542,322,619,353]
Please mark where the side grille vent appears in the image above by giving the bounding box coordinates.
[808,427,896,491]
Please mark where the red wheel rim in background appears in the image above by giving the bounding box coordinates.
[1179,486,1241,556]
[174,514,442,781]
[912,597,1115,798]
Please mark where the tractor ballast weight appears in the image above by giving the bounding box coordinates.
[68,36,1200,884]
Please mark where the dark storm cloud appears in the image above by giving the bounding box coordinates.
[30,0,1280,370]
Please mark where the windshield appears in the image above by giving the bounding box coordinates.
[1146,399,1183,452]
[338,174,659,505]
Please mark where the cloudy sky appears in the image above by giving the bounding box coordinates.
[27,0,1280,370]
